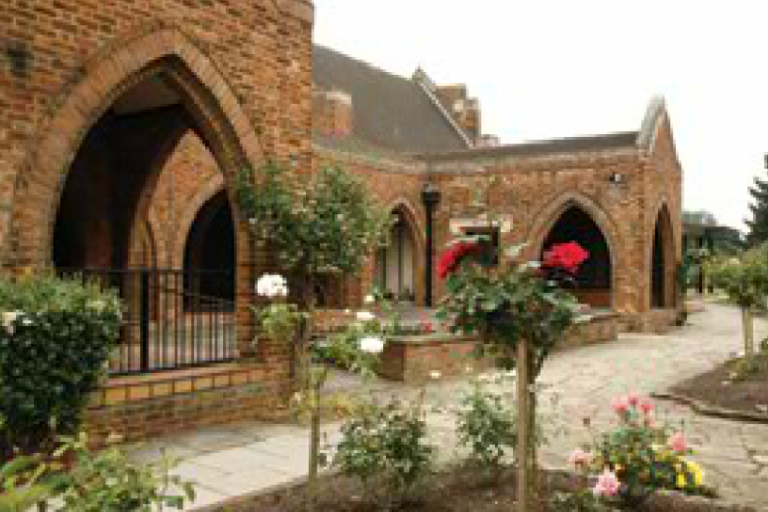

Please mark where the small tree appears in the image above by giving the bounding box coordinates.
[437,177,584,511]
[746,165,768,247]
[236,163,389,509]
[707,246,768,362]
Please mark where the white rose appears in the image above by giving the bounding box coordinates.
[2,311,21,335]
[356,311,375,322]
[359,336,385,354]
[429,370,442,380]
[256,274,289,298]
[364,294,375,305]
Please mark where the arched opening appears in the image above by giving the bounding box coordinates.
[652,205,676,308]
[183,190,236,306]
[542,205,613,309]
[50,61,241,374]
[375,209,418,303]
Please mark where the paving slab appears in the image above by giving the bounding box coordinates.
[128,302,768,511]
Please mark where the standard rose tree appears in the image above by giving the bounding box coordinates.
[438,238,587,511]
[237,164,389,511]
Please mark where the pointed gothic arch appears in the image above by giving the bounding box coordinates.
[9,26,263,268]
[651,203,677,309]
[374,199,426,304]
[528,192,619,309]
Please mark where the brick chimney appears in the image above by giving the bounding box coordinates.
[435,84,482,142]
[313,89,353,137]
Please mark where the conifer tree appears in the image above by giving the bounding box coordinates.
[746,158,768,247]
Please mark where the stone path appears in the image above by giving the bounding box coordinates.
[130,301,768,510]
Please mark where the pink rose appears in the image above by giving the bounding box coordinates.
[627,392,639,407]
[568,449,592,467]
[669,432,688,453]
[593,469,621,497]
[611,396,630,415]
[639,398,654,415]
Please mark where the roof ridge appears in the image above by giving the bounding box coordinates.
[416,131,640,162]
[312,44,416,87]
[412,68,474,148]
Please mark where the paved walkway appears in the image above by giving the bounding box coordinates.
[130,302,768,510]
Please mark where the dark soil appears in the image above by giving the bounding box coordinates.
[242,467,528,512]
[670,356,768,415]
[207,466,751,512]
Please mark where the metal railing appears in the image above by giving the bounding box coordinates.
[60,268,237,376]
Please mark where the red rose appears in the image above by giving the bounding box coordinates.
[438,241,479,279]
[542,242,589,274]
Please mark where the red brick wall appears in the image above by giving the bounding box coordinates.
[314,147,429,307]
[144,132,223,270]
[1,0,313,267]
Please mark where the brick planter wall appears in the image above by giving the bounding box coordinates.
[378,333,489,383]
[379,313,621,383]
[84,364,290,445]
[561,311,620,349]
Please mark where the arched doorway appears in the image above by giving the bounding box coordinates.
[541,205,613,308]
[44,56,250,374]
[652,205,676,308]
[183,191,236,306]
[375,209,418,303]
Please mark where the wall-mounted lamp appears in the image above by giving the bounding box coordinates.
[609,173,625,185]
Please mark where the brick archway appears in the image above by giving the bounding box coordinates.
[172,176,226,272]
[649,200,677,309]
[9,26,263,267]
[526,191,623,310]
[9,26,267,360]
[376,198,427,304]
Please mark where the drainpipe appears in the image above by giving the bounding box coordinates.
[422,183,441,307]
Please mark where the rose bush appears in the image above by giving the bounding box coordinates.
[570,394,711,506]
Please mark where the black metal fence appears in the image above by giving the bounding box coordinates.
[60,268,237,376]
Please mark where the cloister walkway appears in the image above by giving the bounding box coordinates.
[129,301,768,511]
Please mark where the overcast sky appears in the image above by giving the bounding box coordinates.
[314,0,768,230]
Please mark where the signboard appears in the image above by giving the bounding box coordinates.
[449,214,513,235]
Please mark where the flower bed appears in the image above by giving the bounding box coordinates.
[192,466,756,512]
[664,354,768,421]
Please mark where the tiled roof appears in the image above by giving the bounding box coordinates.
[313,45,470,154]
[416,131,639,163]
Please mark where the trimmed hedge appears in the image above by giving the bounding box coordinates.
[0,274,122,455]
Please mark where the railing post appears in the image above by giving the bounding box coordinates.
[140,269,150,373]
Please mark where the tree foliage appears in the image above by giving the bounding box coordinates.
[746,170,768,246]
[236,163,390,289]
[707,245,768,310]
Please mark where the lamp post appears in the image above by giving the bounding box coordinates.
[422,183,441,307]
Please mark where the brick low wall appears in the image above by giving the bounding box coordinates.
[621,308,680,334]
[379,313,621,383]
[561,311,620,349]
[378,334,489,383]
[85,364,290,445]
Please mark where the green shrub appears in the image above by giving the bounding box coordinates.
[0,274,122,455]
[333,398,435,508]
[456,378,518,470]
[58,433,195,512]
[0,428,194,512]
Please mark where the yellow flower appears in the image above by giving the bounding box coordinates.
[676,472,687,488]
[686,460,705,486]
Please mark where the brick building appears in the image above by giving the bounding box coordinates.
[0,2,681,440]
